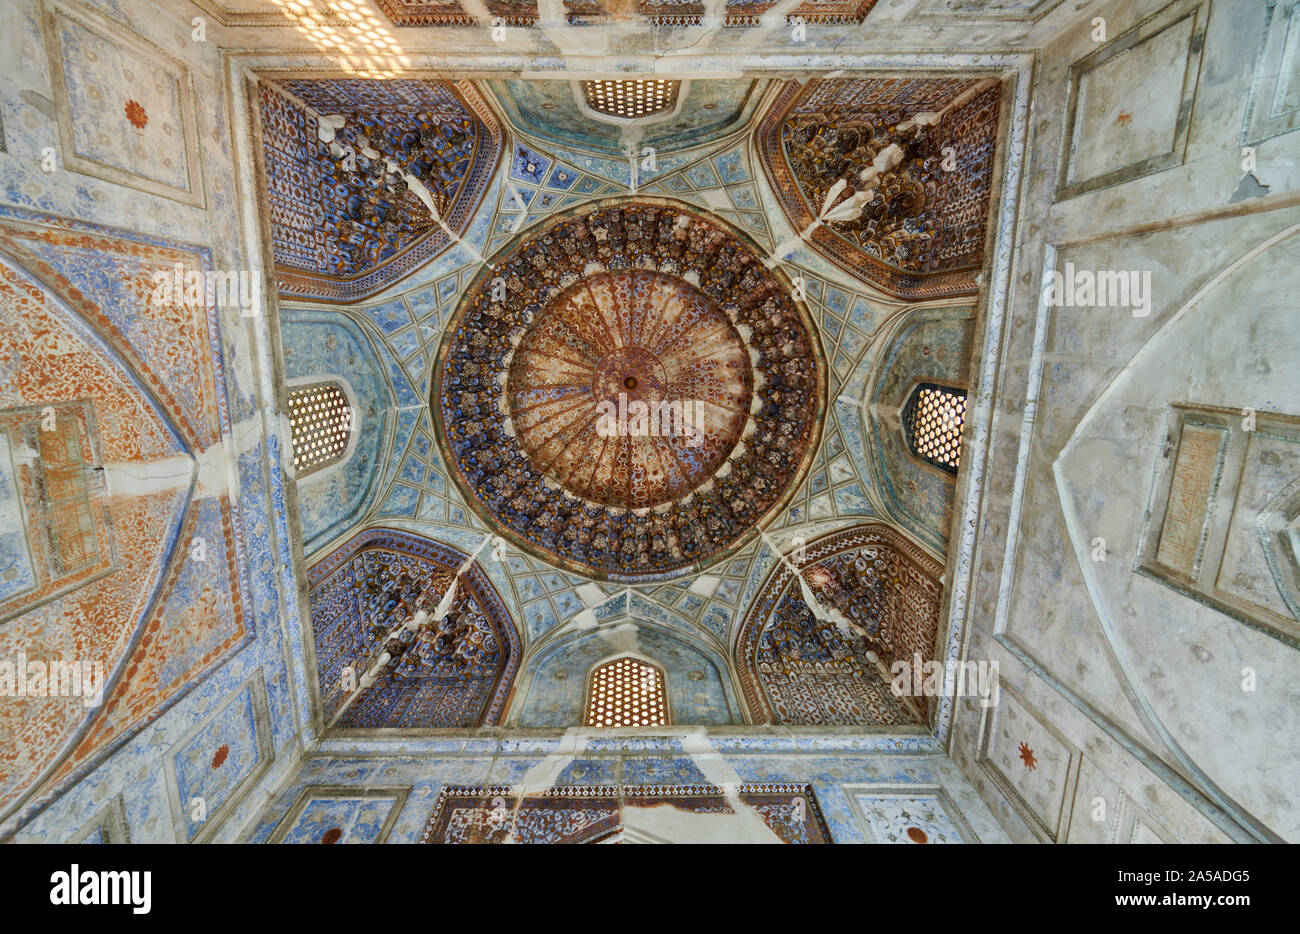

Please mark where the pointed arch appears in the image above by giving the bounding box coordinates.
[735,523,943,726]
[306,527,521,728]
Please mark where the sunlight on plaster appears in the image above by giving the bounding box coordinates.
[270,0,412,77]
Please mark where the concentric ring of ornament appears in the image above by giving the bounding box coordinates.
[433,197,825,581]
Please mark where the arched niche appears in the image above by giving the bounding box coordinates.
[508,620,741,727]
[735,522,943,726]
[306,527,521,729]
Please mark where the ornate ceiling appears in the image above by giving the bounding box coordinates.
[508,270,752,509]
[737,523,944,726]
[370,0,876,27]
[307,528,519,728]
[757,77,1002,300]
[485,79,766,158]
[267,74,1003,730]
[434,199,824,581]
[257,78,501,302]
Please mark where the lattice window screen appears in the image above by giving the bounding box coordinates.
[585,657,669,727]
[580,80,680,119]
[288,382,353,476]
[902,383,966,474]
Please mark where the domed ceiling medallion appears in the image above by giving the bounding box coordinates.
[433,198,825,581]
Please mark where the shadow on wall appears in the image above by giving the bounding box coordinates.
[508,621,742,727]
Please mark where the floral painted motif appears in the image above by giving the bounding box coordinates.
[124,99,147,129]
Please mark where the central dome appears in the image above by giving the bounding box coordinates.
[434,198,824,581]
[507,270,753,509]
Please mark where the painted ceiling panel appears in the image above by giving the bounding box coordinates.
[757,76,1002,300]
[306,528,520,729]
[256,77,501,303]
[0,210,250,821]
[433,198,825,582]
[279,79,996,730]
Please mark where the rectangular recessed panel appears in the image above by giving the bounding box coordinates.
[1214,432,1300,618]
[981,690,1075,840]
[1156,423,1226,576]
[1069,15,1194,186]
[0,431,36,603]
[34,416,100,576]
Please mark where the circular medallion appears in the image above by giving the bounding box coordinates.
[433,198,824,581]
[508,270,752,509]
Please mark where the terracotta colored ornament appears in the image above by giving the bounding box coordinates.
[125,100,148,129]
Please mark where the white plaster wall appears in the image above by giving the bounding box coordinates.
[946,0,1300,842]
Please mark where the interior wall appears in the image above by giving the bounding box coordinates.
[865,305,977,553]
[281,309,394,554]
[0,0,309,842]
[509,622,742,727]
[946,0,1300,843]
[241,730,1011,844]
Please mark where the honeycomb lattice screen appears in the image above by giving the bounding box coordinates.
[585,657,669,727]
[580,79,680,119]
[288,382,353,476]
[902,383,966,474]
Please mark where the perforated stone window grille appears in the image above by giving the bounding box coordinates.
[585,657,669,727]
[902,383,966,474]
[580,79,680,119]
[288,382,353,476]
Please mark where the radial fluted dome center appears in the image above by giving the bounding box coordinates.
[434,199,824,581]
[507,270,752,509]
